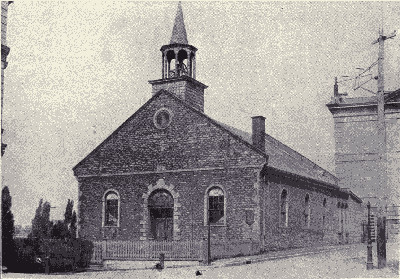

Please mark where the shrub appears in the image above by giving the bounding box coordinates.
[11,238,94,273]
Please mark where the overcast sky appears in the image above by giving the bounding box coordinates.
[2,1,400,226]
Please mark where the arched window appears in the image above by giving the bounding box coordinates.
[280,189,288,227]
[207,187,225,225]
[103,190,119,227]
[304,194,310,228]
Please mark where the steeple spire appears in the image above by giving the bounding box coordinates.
[149,1,207,112]
[170,1,188,44]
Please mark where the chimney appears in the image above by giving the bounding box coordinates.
[252,116,265,152]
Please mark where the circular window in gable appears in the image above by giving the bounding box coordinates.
[153,108,173,129]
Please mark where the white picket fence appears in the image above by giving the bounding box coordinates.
[91,240,203,263]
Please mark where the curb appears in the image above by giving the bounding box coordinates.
[86,244,357,272]
[210,244,355,269]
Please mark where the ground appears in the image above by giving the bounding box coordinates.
[2,242,399,279]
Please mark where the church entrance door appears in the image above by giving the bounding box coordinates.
[148,190,174,241]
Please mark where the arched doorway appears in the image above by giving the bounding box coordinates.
[148,189,174,240]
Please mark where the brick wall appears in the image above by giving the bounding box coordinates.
[264,171,363,249]
[74,91,265,177]
[75,91,266,241]
[150,78,205,111]
[78,167,263,241]
[1,2,9,46]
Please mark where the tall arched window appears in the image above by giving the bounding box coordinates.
[207,187,225,225]
[103,190,119,227]
[304,194,310,228]
[322,198,327,228]
[280,189,288,227]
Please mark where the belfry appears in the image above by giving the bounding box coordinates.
[149,2,208,112]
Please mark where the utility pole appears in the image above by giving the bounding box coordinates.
[372,28,396,206]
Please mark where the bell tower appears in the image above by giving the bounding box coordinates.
[149,2,207,112]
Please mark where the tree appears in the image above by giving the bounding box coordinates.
[2,186,15,267]
[70,211,77,239]
[64,199,73,224]
[49,199,77,239]
[51,220,68,239]
[63,199,73,238]
[30,199,52,239]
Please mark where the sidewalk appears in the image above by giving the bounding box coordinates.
[88,242,357,271]
[209,243,355,269]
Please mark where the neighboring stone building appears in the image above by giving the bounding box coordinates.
[1,1,12,156]
[327,79,400,238]
[74,3,363,251]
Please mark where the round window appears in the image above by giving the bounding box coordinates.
[154,109,172,129]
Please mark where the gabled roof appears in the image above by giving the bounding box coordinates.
[170,2,188,45]
[73,89,268,172]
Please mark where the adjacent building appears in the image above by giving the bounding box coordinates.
[1,1,12,156]
[327,79,400,238]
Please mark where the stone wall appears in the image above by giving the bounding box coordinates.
[75,90,266,241]
[78,168,263,242]
[332,105,400,204]
[264,171,363,250]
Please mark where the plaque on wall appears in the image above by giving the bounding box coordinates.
[245,210,255,226]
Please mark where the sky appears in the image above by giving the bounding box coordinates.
[2,1,400,226]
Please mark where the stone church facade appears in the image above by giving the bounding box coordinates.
[73,3,364,250]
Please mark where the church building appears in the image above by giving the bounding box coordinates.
[73,3,364,253]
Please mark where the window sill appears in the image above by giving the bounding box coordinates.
[204,224,227,227]
[102,225,120,228]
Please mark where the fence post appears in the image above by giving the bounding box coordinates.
[377,217,387,269]
[200,238,209,265]
[159,253,165,269]
[102,240,107,261]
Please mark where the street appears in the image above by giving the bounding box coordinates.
[2,243,399,279]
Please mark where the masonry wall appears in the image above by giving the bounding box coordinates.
[1,2,9,46]
[332,105,400,203]
[78,167,263,242]
[151,79,205,111]
[75,91,266,241]
[264,171,362,250]
[74,92,265,177]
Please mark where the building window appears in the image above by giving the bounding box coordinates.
[304,194,310,228]
[280,189,288,227]
[103,190,119,227]
[207,187,225,225]
[322,198,327,228]
[153,108,173,129]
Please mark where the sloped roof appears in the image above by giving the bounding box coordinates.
[217,122,338,185]
[170,2,188,45]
